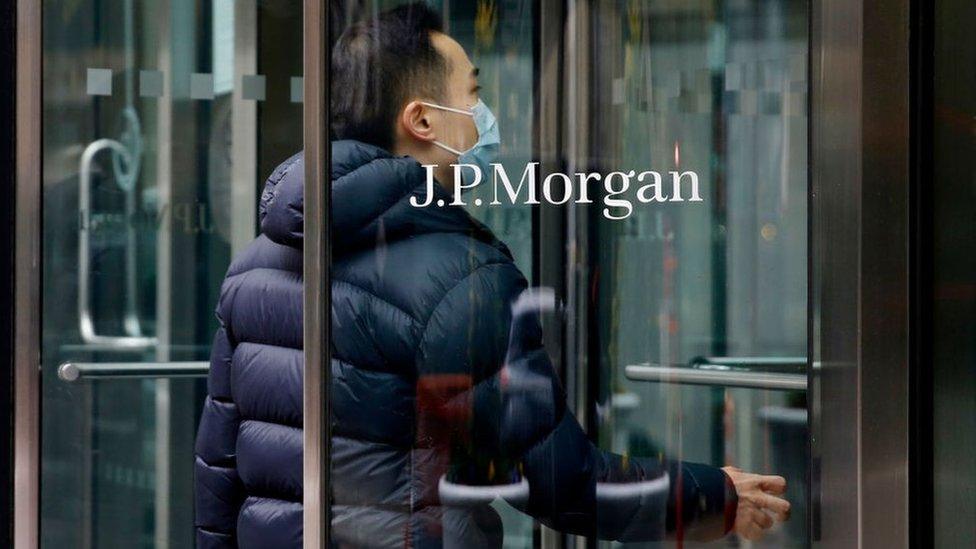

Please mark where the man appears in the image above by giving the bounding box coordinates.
[194,3,790,547]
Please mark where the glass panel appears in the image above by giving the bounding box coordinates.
[330,2,538,546]
[40,1,302,547]
[932,0,976,546]
[586,1,809,547]
[327,1,806,549]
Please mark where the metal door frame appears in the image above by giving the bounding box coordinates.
[809,0,912,546]
[13,0,42,546]
[302,0,330,547]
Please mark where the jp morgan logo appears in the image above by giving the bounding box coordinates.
[412,162,704,220]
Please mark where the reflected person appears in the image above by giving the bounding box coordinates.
[193,3,790,547]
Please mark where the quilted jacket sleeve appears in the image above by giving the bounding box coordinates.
[415,260,736,542]
[194,322,246,548]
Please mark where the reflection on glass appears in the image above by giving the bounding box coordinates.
[41,1,302,547]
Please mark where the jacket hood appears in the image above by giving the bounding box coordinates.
[259,140,506,256]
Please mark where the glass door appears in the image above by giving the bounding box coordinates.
[40,1,302,547]
[325,0,807,547]
[577,1,809,546]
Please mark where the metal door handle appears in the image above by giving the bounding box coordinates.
[687,356,806,368]
[58,361,208,382]
[625,356,807,391]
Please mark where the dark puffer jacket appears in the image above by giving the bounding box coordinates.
[194,140,736,548]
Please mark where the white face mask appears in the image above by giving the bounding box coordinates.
[421,99,500,183]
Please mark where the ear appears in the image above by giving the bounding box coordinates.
[399,100,437,143]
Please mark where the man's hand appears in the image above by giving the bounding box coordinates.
[721,466,791,541]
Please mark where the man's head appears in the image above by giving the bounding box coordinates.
[331,2,482,187]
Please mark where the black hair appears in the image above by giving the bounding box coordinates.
[331,2,448,151]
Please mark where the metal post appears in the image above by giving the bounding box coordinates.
[810,0,911,545]
[14,0,42,546]
[303,0,331,547]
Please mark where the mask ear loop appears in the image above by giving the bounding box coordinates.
[431,140,465,156]
[420,101,474,116]
[420,101,475,156]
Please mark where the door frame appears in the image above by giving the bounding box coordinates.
[809,0,913,546]
[13,0,41,545]
[302,0,330,548]
[13,0,41,546]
